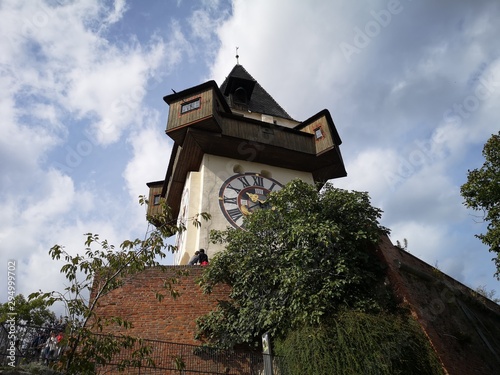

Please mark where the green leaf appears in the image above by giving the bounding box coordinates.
[197,179,390,348]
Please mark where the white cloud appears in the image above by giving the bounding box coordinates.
[332,147,400,200]
[104,0,128,26]
[20,170,75,225]
[163,20,192,68]
[390,221,446,263]
[123,114,173,226]
[0,0,172,304]
[2,0,168,146]
[0,98,60,192]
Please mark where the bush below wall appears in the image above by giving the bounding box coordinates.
[275,311,444,375]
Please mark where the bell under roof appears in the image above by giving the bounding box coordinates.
[219,64,295,121]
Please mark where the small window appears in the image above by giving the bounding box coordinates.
[313,126,324,140]
[181,98,201,114]
[153,194,161,205]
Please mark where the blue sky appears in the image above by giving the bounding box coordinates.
[1,0,499,314]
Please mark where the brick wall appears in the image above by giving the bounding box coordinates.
[93,240,500,374]
[93,266,230,345]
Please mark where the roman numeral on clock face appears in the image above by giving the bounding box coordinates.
[252,175,264,187]
[237,176,250,187]
[223,196,237,205]
[226,184,241,194]
[227,208,243,223]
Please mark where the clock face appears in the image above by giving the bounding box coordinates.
[218,173,283,228]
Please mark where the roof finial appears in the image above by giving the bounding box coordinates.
[235,46,239,65]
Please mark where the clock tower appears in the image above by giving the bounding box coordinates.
[147,64,346,264]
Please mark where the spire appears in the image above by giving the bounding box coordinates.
[235,47,239,65]
[220,64,294,121]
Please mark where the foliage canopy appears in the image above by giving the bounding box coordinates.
[0,294,56,327]
[461,131,500,278]
[197,180,391,348]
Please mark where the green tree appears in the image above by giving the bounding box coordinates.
[0,294,56,326]
[197,180,391,348]
[0,294,58,363]
[461,131,500,279]
[29,197,210,374]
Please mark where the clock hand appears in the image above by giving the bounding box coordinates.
[240,205,251,216]
[246,202,261,210]
[246,192,268,204]
[246,192,261,203]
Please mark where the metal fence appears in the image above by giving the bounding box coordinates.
[0,321,63,366]
[100,336,268,375]
[0,323,285,375]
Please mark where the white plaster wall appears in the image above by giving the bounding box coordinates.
[175,154,314,263]
[174,171,202,265]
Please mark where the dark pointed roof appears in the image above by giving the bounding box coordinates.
[219,64,295,121]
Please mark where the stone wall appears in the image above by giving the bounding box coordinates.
[377,235,500,375]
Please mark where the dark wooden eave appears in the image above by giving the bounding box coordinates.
[159,109,346,220]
